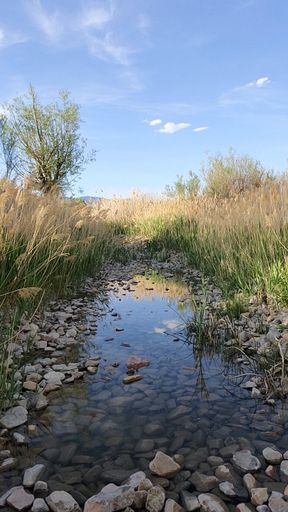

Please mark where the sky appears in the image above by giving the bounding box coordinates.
[0,0,287,197]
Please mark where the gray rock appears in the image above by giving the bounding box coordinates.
[250,488,269,506]
[23,464,45,488]
[190,471,218,492]
[33,481,48,498]
[164,499,183,512]
[233,450,261,473]
[263,447,282,464]
[198,493,229,512]
[149,451,181,478]
[0,457,16,472]
[32,498,49,512]
[125,471,146,489]
[219,481,236,497]
[0,406,28,429]
[83,484,135,512]
[7,486,34,511]
[180,490,200,511]
[0,486,22,507]
[46,491,81,512]
[146,486,165,512]
[268,492,288,512]
[280,461,288,482]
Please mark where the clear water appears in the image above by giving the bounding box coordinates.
[2,271,288,503]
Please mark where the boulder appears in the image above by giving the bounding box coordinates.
[0,406,28,429]
[23,464,45,488]
[46,491,81,512]
[198,493,229,512]
[84,484,135,512]
[149,451,181,478]
[232,450,261,473]
[146,486,165,512]
[7,486,34,511]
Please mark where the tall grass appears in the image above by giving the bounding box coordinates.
[0,179,117,409]
[103,182,288,305]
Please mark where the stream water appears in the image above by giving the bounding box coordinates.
[2,269,288,505]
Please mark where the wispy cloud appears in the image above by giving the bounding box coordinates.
[193,126,208,132]
[245,76,270,88]
[88,32,135,66]
[148,118,162,126]
[158,122,191,134]
[27,0,62,42]
[0,27,27,48]
[137,14,150,37]
[81,5,113,28]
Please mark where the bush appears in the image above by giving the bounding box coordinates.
[165,170,200,199]
[202,149,274,198]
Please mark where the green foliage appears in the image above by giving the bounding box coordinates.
[0,115,19,179]
[5,86,94,194]
[165,170,200,199]
[202,148,274,198]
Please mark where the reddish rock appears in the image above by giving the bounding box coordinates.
[126,356,150,370]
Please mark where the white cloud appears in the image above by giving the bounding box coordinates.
[0,27,27,48]
[81,6,113,28]
[245,76,270,88]
[193,126,208,132]
[149,118,162,126]
[27,0,62,42]
[158,122,191,134]
[88,32,134,66]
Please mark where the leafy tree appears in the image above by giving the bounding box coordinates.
[0,114,19,179]
[5,86,94,194]
[202,148,274,198]
[165,170,200,199]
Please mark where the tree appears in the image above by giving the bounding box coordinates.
[0,114,19,180]
[5,86,94,194]
[165,170,200,199]
[202,148,274,199]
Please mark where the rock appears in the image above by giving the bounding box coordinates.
[146,486,165,512]
[263,447,282,464]
[0,406,28,429]
[233,450,261,473]
[0,456,16,472]
[219,481,236,498]
[46,491,81,512]
[33,481,49,498]
[7,486,34,511]
[190,471,218,492]
[123,375,143,384]
[180,490,200,511]
[44,371,65,386]
[84,484,135,512]
[164,499,183,512]
[198,493,229,512]
[235,505,255,512]
[149,451,181,478]
[256,506,270,512]
[251,488,269,506]
[268,492,288,512]
[101,469,134,485]
[32,498,49,512]
[126,357,150,370]
[132,491,147,509]
[23,381,37,391]
[243,473,257,494]
[0,486,22,507]
[135,439,154,452]
[13,432,26,445]
[35,394,49,411]
[23,464,45,487]
[125,471,146,489]
[266,465,278,480]
[280,461,288,482]
[138,479,153,491]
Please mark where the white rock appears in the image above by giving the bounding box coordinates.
[23,464,45,487]
[149,451,180,478]
[0,406,28,429]
[146,486,165,512]
[7,486,34,511]
[84,484,135,512]
[198,493,229,512]
[46,492,81,512]
[233,450,261,473]
[32,498,49,512]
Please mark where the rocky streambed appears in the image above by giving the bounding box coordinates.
[1,256,288,512]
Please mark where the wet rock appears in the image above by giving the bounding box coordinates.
[83,465,102,484]
[23,464,45,488]
[243,473,257,494]
[46,491,81,512]
[235,505,255,512]
[190,471,218,492]
[144,424,164,436]
[126,357,150,370]
[219,481,236,498]
[101,469,134,485]
[138,478,153,491]
[33,481,49,498]
[263,448,282,465]
[268,492,288,512]
[180,490,200,511]
[0,406,28,429]
[251,488,269,506]
[132,490,147,509]
[84,484,135,512]
[35,394,49,411]
[146,486,165,512]
[266,465,279,480]
[167,406,190,421]
[7,486,34,511]
[32,498,49,512]
[123,375,143,384]
[164,499,183,512]
[198,493,229,512]
[207,456,224,467]
[149,451,181,478]
[233,450,261,473]
[0,456,16,472]
[125,471,146,489]
[13,432,26,445]
[135,439,154,452]
[0,486,22,507]
[280,461,288,482]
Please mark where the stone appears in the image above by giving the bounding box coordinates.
[243,473,257,494]
[138,478,153,491]
[44,371,65,386]
[13,432,26,445]
[233,450,261,473]
[219,481,236,498]
[149,451,181,478]
[180,490,200,511]
[0,406,28,429]
[126,357,150,370]
[263,447,282,464]
[125,471,146,489]
[190,471,218,492]
[32,498,49,512]
[33,481,49,498]
[0,456,16,472]
[132,491,147,509]
[23,464,45,487]
[46,491,81,512]
[198,493,229,512]
[251,488,269,506]
[268,492,288,512]
[23,381,37,391]
[135,439,154,452]
[266,465,278,479]
[84,484,135,512]
[146,486,165,512]
[164,499,183,512]
[0,486,22,507]
[7,487,34,511]
[101,469,134,485]
[235,505,254,512]
[35,394,49,411]
[123,375,143,384]
[280,460,288,482]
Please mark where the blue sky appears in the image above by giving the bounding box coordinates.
[0,0,287,197]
